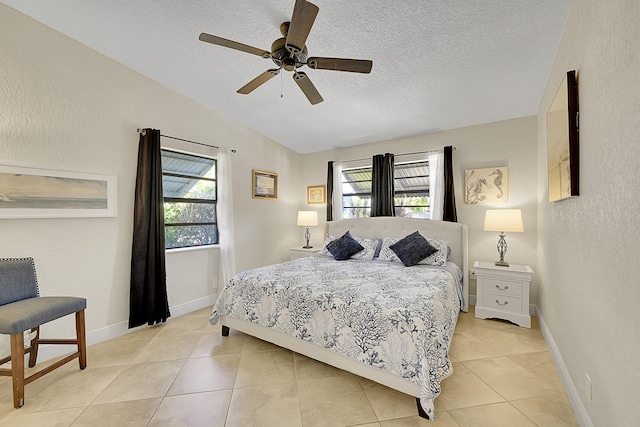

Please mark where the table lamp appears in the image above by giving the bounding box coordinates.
[484,209,524,267]
[297,211,318,248]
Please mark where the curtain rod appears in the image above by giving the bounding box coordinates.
[137,128,236,153]
[338,146,455,165]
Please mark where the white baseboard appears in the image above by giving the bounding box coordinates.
[535,307,593,427]
[35,294,217,363]
[168,294,217,318]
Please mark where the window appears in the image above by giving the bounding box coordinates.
[393,161,430,218]
[341,160,430,219]
[341,167,372,218]
[161,150,217,249]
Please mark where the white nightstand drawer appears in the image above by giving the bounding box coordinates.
[481,293,523,313]
[482,277,523,297]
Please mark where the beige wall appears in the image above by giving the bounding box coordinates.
[302,116,539,303]
[536,0,640,425]
[0,4,301,354]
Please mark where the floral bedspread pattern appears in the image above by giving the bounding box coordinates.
[210,256,461,418]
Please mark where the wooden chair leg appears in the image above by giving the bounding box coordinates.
[10,334,24,408]
[28,327,39,368]
[76,310,87,370]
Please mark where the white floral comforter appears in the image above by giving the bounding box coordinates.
[210,256,462,418]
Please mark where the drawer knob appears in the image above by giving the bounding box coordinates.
[495,284,509,291]
[495,299,508,306]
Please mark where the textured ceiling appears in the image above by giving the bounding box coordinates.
[2,0,571,154]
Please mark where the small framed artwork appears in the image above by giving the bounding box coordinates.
[464,167,509,204]
[0,164,117,218]
[252,169,278,200]
[307,185,326,204]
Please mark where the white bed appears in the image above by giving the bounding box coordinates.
[212,217,468,419]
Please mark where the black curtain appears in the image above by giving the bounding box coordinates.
[442,145,458,222]
[129,128,170,328]
[371,153,395,217]
[326,161,334,221]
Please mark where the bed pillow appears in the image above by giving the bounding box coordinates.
[319,233,380,261]
[379,236,449,266]
[421,239,450,266]
[326,231,365,261]
[352,236,381,260]
[318,234,336,257]
[389,231,438,267]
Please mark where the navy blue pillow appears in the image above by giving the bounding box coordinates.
[326,231,364,261]
[390,231,438,267]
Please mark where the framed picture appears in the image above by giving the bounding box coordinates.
[0,164,117,218]
[307,185,326,204]
[547,70,579,202]
[252,169,278,200]
[464,167,509,204]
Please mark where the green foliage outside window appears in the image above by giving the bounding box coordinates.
[162,150,217,249]
[394,195,430,218]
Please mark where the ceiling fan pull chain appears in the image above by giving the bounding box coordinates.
[281,71,284,98]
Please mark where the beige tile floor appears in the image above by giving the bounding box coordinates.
[0,306,578,426]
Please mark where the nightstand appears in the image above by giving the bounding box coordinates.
[290,247,321,260]
[474,261,533,328]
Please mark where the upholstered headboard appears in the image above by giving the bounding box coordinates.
[327,217,469,312]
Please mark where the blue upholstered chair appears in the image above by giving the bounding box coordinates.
[0,258,87,408]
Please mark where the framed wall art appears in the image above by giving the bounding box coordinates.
[0,164,117,218]
[547,70,579,202]
[252,169,278,200]
[307,185,326,204]
[464,167,509,204]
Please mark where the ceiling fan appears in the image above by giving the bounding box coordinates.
[198,0,373,105]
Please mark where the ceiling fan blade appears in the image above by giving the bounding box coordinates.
[237,69,280,94]
[293,72,323,105]
[285,0,319,54]
[199,33,270,58]
[307,57,373,74]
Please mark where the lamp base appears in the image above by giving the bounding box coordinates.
[495,233,509,267]
[302,227,313,250]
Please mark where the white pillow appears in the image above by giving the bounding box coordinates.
[378,236,449,266]
[319,233,380,261]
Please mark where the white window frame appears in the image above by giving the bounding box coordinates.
[161,149,218,249]
[339,159,431,219]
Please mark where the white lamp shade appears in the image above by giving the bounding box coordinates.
[484,209,524,232]
[297,211,318,227]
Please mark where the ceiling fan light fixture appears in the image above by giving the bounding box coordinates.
[271,37,307,71]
